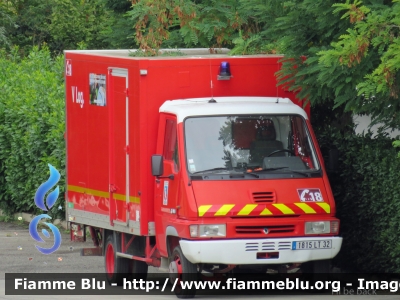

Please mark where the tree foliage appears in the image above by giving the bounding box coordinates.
[2,0,114,54]
[318,0,400,128]
[100,0,137,49]
[48,0,112,53]
[1,0,397,128]
[125,0,400,130]
[237,0,368,122]
[4,0,54,55]
[0,2,15,48]
[127,0,243,53]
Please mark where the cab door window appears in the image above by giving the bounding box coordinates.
[163,119,179,169]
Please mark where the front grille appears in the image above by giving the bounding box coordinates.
[252,191,276,203]
[236,225,295,235]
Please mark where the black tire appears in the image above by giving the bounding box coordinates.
[129,258,148,280]
[170,245,197,298]
[302,259,331,274]
[125,234,148,280]
[301,259,331,293]
[104,234,130,286]
[313,259,331,273]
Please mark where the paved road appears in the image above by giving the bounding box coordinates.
[0,221,397,300]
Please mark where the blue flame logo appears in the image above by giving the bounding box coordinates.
[34,164,60,211]
[29,164,62,254]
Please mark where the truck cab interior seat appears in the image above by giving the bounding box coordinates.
[249,122,284,165]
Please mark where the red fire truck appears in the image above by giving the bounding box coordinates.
[65,48,342,296]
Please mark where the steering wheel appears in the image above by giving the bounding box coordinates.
[267,149,296,157]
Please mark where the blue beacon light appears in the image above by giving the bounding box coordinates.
[218,61,232,80]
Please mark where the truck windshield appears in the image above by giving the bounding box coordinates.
[184,115,321,178]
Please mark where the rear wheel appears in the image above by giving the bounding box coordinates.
[104,234,129,285]
[169,245,197,298]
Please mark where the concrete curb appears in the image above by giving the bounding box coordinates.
[0,210,68,229]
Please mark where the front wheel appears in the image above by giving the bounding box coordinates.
[169,245,198,298]
[301,259,331,273]
[301,259,332,293]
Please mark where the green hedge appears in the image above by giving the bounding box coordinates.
[317,125,400,272]
[0,47,65,219]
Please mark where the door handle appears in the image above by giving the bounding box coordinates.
[109,184,118,193]
[156,174,175,180]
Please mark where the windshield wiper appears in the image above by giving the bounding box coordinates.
[245,172,260,178]
[246,167,311,178]
[248,167,288,173]
[191,167,229,175]
[245,167,287,178]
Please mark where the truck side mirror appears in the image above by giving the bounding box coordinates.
[151,155,163,176]
[327,149,339,172]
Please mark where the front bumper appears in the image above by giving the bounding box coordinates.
[180,236,342,265]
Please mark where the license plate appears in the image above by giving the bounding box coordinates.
[292,240,332,250]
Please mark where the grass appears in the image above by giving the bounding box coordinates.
[0,215,17,222]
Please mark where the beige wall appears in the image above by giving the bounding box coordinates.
[354,115,400,138]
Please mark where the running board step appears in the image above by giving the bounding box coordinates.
[116,252,151,263]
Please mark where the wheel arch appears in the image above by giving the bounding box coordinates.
[166,226,180,257]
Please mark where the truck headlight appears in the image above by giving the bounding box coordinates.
[189,224,226,237]
[305,221,330,234]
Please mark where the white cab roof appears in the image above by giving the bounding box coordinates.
[159,97,308,123]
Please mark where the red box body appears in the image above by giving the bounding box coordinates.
[65,50,310,238]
